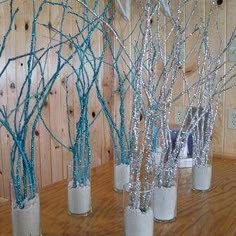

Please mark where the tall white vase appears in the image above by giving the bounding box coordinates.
[123,182,154,236]
[67,164,92,215]
[11,183,41,236]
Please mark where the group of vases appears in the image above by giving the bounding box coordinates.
[123,153,213,236]
[11,163,92,236]
[10,148,212,236]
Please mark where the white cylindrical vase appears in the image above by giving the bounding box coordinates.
[153,166,178,222]
[11,183,41,236]
[67,164,91,215]
[124,206,154,236]
[123,182,154,236]
[192,164,212,191]
[114,148,130,192]
[153,185,177,222]
[114,163,130,191]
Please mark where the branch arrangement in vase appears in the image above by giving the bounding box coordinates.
[0,0,87,234]
[189,5,236,191]
[119,0,236,228]
[37,0,117,215]
[95,29,133,191]
[151,0,236,222]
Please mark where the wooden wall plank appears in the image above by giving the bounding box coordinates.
[29,0,42,188]
[185,0,205,108]
[224,0,236,155]
[38,3,53,187]
[168,0,185,124]
[0,0,8,197]
[16,0,34,188]
[114,0,132,151]
[185,0,205,79]
[88,0,104,167]
[60,6,73,179]
[206,1,226,154]
[3,0,17,198]
[101,0,115,164]
[72,1,81,146]
[48,3,64,183]
[0,140,3,197]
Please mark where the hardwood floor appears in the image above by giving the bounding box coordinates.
[0,158,236,236]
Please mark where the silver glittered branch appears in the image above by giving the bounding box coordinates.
[161,1,236,176]
[188,11,236,167]
[127,0,235,196]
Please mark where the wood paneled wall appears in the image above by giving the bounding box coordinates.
[0,0,235,198]
[0,0,115,198]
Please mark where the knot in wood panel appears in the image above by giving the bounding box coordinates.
[10,82,15,89]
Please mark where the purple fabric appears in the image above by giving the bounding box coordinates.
[170,129,193,156]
